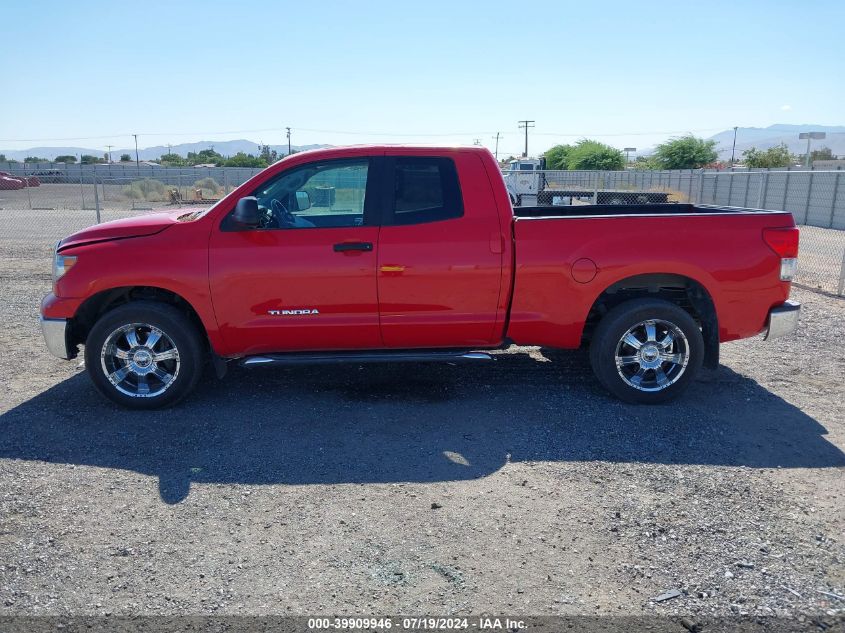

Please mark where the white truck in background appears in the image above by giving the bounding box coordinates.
[502,157,669,207]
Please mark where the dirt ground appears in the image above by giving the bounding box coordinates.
[0,235,843,625]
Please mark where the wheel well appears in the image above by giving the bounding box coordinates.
[582,273,719,369]
[69,286,207,349]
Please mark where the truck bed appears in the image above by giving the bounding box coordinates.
[513,203,780,218]
[506,205,795,350]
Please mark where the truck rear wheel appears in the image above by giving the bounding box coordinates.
[589,298,703,404]
[84,301,204,409]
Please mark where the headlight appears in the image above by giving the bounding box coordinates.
[53,251,77,284]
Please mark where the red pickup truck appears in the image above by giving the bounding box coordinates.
[40,145,800,408]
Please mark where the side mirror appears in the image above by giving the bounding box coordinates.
[295,190,311,211]
[232,196,260,228]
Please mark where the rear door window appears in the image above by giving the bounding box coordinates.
[389,157,463,225]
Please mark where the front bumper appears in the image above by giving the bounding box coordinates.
[40,316,73,359]
[764,300,801,340]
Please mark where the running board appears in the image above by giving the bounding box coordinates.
[241,350,494,367]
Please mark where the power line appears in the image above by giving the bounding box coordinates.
[0,125,757,144]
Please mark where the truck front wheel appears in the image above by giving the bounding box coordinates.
[84,301,204,409]
[589,299,703,404]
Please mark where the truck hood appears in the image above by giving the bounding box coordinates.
[58,209,202,250]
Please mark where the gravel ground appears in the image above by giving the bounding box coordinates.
[0,237,843,625]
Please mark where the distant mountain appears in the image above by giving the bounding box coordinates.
[707,124,845,161]
[0,139,330,162]
[0,146,110,161]
[121,140,330,161]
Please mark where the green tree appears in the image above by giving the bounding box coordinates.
[55,155,77,163]
[742,143,795,168]
[80,154,105,164]
[119,154,132,162]
[810,146,834,162]
[543,144,573,170]
[186,148,224,166]
[159,152,185,166]
[566,139,625,171]
[24,156,49,163]
[222,152,268,168]
[259,144,278,164]
[652,135,718,169]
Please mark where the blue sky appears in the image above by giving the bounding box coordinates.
[1,0,842,155]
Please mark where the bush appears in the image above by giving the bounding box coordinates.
[193,177,221,194]
[653,135,718,170]
[544,144,573,170]
[743,143,795,168]
[124,178,168,201]
[222,152,267,168]
[567,139,625,171]
[123,187,143,200]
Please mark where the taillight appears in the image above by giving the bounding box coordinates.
[763,227,799,258]
[763,227,799,281]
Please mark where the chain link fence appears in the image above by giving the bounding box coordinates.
[1,164,843,295]
[697,170,844,295]
[0,167,262,249]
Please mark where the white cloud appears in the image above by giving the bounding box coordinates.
[780,104,793,111]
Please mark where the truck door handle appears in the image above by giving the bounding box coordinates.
[333,242,373,252]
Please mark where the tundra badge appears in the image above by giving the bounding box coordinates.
[268,309,320,316]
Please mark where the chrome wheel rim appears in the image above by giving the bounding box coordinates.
[100,323,180,398]
[615,319,689,392]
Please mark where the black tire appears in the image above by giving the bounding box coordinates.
[84,301,205,409]
[589,298,703,404]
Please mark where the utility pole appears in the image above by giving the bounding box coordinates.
[166,143,172,156]
[518,120,535,158]
[492,132,501,160]
[286,127,292,156]
[105,145,113,163]
[133,134,140,169]
[730,126,738,166]
[624,147,636,164]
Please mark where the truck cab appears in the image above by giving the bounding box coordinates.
[502,157,546,205]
